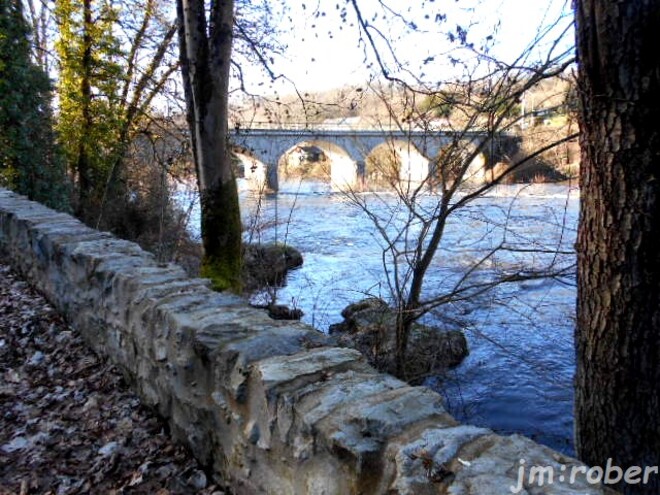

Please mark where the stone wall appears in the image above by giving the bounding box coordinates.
[0,188,607,494]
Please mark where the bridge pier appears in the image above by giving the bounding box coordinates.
[241,158,279,193]
[266,163,279,192]
[328,152,358,191]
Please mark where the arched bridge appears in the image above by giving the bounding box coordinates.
[229,126,520,191]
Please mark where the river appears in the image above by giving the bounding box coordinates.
[180,179,579,456]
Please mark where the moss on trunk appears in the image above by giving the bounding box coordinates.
[199,178,242,292]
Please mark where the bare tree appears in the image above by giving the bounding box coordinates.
[23,0,52,70]
[335,1,579,379]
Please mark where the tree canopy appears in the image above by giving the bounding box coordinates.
[0,0,68,209]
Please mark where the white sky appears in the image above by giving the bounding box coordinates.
[236,0,574,95]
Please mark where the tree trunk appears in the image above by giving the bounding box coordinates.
[574,2,660,493]
[76,0,93,218]
[176,0,241,292]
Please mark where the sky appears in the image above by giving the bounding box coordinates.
[236,0,574,96]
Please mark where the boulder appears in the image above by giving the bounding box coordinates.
[242,242,303,291]
[330,298,468,384]
[267,304,304,321]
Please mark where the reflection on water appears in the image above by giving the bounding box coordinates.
[182,179,579,455]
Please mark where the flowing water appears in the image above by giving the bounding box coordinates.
[181,179,580,456]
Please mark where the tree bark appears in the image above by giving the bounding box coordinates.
[176,0,241,292]
[574,2,660,493]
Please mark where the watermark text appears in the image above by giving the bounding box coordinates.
[510,458,658,493]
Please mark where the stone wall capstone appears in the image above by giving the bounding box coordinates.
[0,188,609,494]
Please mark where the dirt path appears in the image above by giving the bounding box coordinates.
[0,264,226,495]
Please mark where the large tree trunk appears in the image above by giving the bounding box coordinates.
[176,0,241,292]
[574,2,660,493]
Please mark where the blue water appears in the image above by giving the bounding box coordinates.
[181,180,579,455]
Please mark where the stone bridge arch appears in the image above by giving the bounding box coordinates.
[230,145,270,191]
[431,140,488,188]
[278,140,358,192]
[364,139,430,190]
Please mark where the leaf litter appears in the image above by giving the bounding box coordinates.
[0,264,228,495]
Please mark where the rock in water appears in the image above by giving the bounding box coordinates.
[329,297,468,383]
[267,304,304,320]
[242,243,303,291]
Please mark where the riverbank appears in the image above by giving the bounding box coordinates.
[0,264,226,495]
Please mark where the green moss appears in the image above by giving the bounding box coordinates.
[201,255,241,292]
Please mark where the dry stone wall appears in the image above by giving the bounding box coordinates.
[0,188,608,494]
